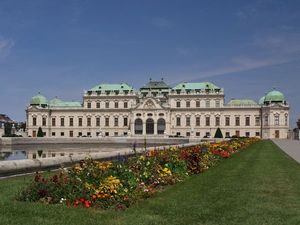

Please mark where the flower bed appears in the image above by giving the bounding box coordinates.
[17,138,258,209]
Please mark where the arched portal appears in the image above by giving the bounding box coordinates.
[146,118,154,134]
[134,118,143,135]
[157,118,166,135]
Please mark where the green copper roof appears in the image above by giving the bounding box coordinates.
[89,83,134,92]
[49,97,81,108]
[173,82,220,90]
[227,99,258,106]
[265,90,285,102]
[259,96,265,105]
[30,94,48,105]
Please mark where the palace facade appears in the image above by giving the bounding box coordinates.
[26,79,290,139]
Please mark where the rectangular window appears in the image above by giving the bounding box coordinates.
[176,101,181,108]
[264,115,268,126]
[124,117,128,126]
[186,101,190,108]
[96,117,100,127]
[69,131,73,137]
[186,117,190,126]
[69,118,73,127]
[78,132,82,137]
[87,117,91,127]
[245,117,250,126]
[87,132,91,137]
[78,117,82,127]
[115,102,118,108]
[196,101,200,108]
[225,116,230,126]
[206,100,210,108]
[114,117,118,127]
[52,118,56,127]
[205,117,210,126]
[114,132,118,136]
[105,132,109,136]
[196,117,200,126]
[61,132,64,137]
[42,117,46,126]
[225,132,230,138]
[124,102,128,108]
[255,132,260,137]
[215,117,220,126]
[176,117,181,126]
[215,100,220,108]
[105,117,109,127]
[274,115,279,126]
[186,132,190,137]
[60,118,65,127]
[87,102,91,108]
[33,117,37,126]
[255,117,260,126]
[285,115,288,126]
[196,132,200,137]
[235,117,240,126]
[96,102,100,108]
[105,101,109,108]
[245,132,250,137]
[51,132,56,137]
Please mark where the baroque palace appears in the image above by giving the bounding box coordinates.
[26,79,289,139]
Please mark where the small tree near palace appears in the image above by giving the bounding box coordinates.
[297,119,300,129]
[37,127,44,137]
[214,127,223,138]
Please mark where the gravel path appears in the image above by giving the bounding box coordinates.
[272,139,300,164]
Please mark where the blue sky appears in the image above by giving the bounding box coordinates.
[0,0,299,127]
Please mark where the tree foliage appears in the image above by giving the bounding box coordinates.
[4,123,12,136]
[37,127,44,137]
[214,127,223,138]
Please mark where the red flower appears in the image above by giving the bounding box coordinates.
[39,189,47,198]
[34,173,41,182]
[84,200,91,208]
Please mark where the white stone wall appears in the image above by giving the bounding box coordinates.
[26,92,289,139]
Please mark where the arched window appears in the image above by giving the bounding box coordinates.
[134,118,143,135]
[157,118,166,135]
[146,118,154,134]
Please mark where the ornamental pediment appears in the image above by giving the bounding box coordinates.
[136,98,163,110]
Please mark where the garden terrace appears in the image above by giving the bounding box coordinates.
[0,140,299,225]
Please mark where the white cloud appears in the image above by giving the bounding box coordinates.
[166,55,293,85]
[0,37,14,59]
[253,32,300,54]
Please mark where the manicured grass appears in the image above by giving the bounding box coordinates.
[1,140,300,225]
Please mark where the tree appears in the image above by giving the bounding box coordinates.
[4,123,12,136]
[297,119,300,129]
[214,127,223,138]
[37,127,44,137]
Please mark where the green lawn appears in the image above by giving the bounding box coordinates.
[1,140,300,225]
